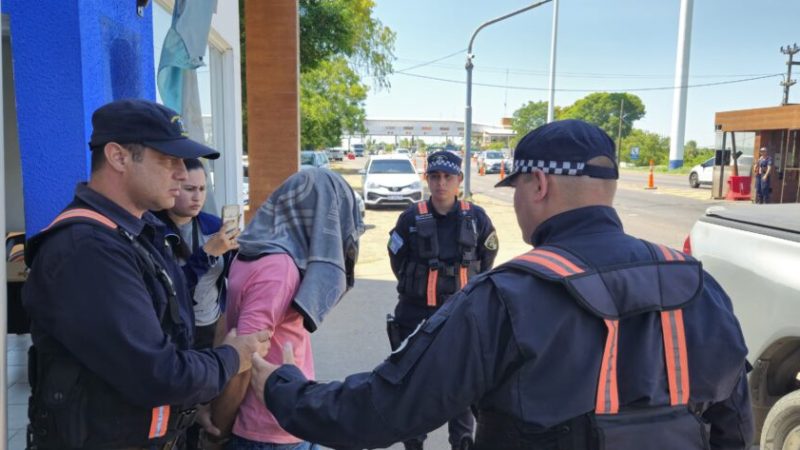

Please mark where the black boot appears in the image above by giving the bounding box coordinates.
[453,435,474,450]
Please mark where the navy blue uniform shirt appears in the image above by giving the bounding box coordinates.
[264,206,753,449]
[23,183,239,408]
[388,198,497,324]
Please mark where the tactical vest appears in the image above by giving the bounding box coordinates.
[399,201,480,307]
[26,208,196,450]
[474,243,710,450]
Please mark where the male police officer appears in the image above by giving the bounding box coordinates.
[250,120,753,450]
[23,99,270,450]
[386,150,497,450]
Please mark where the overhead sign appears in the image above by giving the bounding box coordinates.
[630,146,640,161]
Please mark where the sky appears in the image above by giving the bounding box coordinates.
[364,0,800,148]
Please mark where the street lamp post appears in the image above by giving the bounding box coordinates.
[463,0,553,200]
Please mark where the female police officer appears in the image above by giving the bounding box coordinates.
[386,150,498,450]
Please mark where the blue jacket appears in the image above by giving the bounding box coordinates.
[156,210,234,311]
[263,206,754,449]
[23,183,239,408]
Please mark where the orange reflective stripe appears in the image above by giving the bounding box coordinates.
[661,310,690,405]
[516,250,584,277]
[148,405,170,439]
[460,200,470,211]
[45,208,117,231]
[426,269,438,307]
[459,266,468,289]
[596,319,620,414]
[656,244,685,262]
[417,201,428,215]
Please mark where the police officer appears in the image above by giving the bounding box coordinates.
[23,99,270,450]
[250,120,754,450]
[387,150,497,450]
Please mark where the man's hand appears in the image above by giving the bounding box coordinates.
[203,223,240,257]
[220,328,271,374]
[195,404,221,437]
[251,342,295,406]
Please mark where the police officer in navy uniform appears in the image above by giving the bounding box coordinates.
[23,99,270,450]
[250,120,754,450]
[387,150,498,450]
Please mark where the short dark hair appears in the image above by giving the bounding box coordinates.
[90,143,146,173]
[183,158,204,172]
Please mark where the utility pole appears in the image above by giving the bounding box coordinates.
[616,98,624,167]
[780,43,800,105]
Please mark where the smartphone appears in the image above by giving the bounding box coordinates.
[221,204,241,234]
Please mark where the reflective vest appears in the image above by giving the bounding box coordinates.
[475,242,709,450]
[26,209,196,449]
[402,200,479,307]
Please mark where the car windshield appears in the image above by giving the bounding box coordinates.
[485,151,504,159]
[369,159,415,174]
[301,152,315,165]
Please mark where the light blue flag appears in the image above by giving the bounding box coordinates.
[157,0,218,112]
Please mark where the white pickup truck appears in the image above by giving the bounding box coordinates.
[686,203,800,449]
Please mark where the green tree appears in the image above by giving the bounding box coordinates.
[682,140,715,168]
[240,0,395,151]
[620,129,669,166]
[301,58,368,149]
[511,101,548,146]
[299,0,395,87]
[560,92,645,139]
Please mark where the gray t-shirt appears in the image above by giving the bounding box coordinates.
[178,221,225,326]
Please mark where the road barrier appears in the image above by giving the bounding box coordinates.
[645,159,657,190]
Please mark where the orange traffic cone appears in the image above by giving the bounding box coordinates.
[499,161,506,180]
[479,164,485,176]
[645,159,657,190]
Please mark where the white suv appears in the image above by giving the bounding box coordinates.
[360,155,423,207]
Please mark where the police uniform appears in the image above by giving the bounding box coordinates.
[755,149,773,204]
[260,121,754,450]
[23,100,239,450]
[384,151,497,449]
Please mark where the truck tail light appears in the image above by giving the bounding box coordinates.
[683,235,692,255]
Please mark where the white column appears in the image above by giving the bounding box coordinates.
[668,0,694,169]
[547,0,559,123]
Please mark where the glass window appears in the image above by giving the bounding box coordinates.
[369,160,415,174]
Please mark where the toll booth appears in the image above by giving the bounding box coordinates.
[715,105,800,203]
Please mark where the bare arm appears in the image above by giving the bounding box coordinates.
[210,370,251,437]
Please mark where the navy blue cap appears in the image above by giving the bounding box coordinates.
[89,99,220,160]
[426,150,462,175]
[496,119,618,187]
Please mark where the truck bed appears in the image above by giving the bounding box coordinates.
[699,203,800,242]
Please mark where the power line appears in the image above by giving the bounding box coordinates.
[395,49,467,73]
[390,71,783,93]
[395,56,777,79]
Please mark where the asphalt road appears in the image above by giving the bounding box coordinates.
[309,156,746,449]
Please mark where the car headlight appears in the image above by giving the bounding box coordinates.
[365,181,379,189]
[410,181,422,190]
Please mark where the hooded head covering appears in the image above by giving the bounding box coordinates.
[237,168,365,332]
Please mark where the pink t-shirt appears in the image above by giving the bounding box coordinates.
[225,253,313,444]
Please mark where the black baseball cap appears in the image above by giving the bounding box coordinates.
[496,119,618,187]
[89,99,220,159]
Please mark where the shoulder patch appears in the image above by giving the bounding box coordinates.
[484,230,499,251]
[388,231,404,254]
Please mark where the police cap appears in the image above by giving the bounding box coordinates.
[496,119,618,187]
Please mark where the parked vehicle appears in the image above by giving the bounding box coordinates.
[478,150,510,174]
[685,203,800,448]
[300,150,330,170]
[689,155,753,188]
[352,143,365,157]
[396,148,411,158]
[327,147,345,161]
[359,154,423,207]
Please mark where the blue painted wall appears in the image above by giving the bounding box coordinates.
[1,1,156,235]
